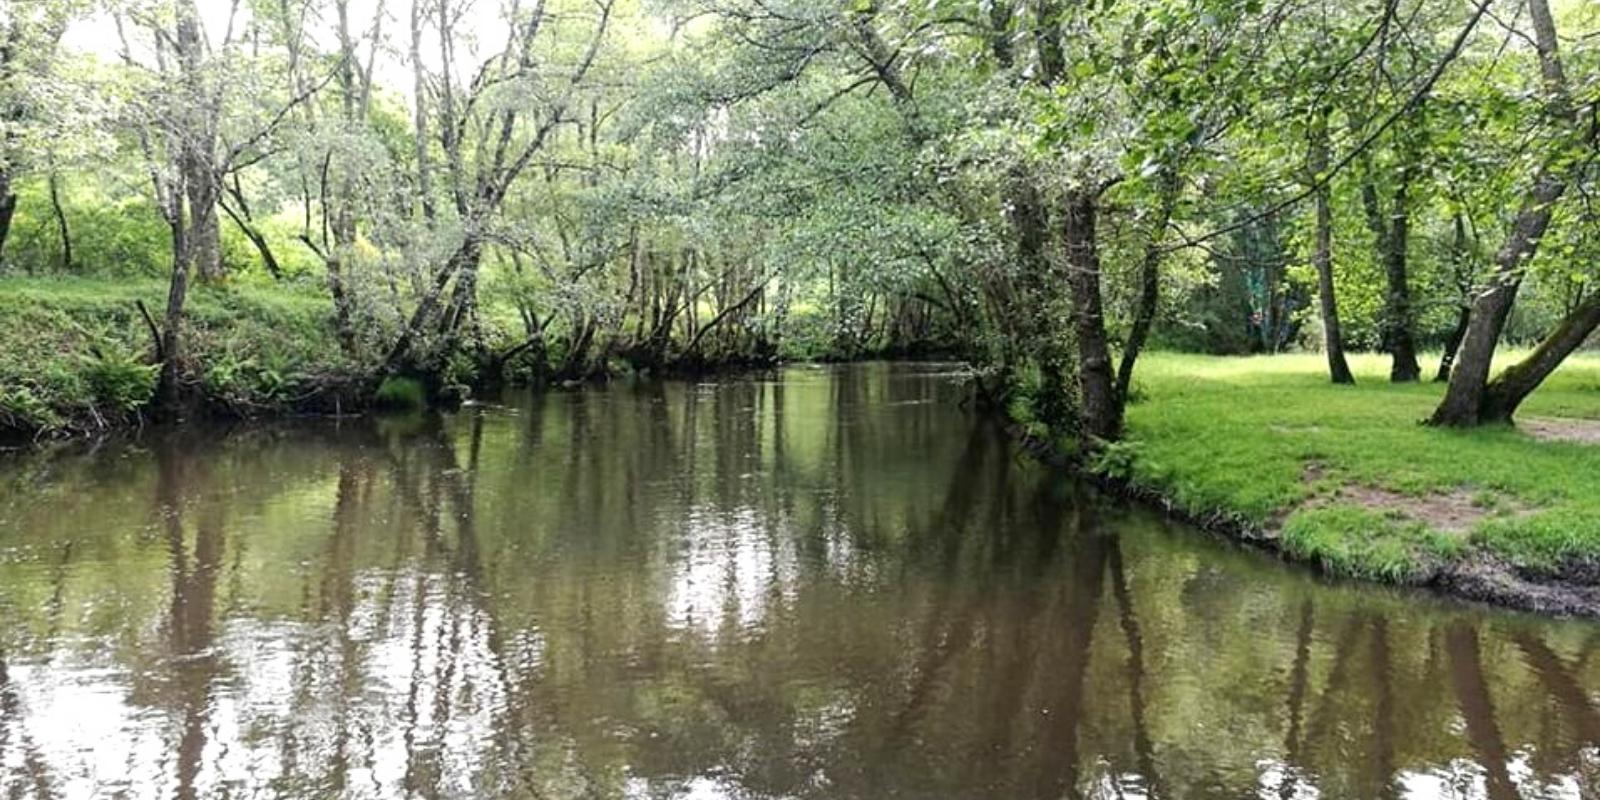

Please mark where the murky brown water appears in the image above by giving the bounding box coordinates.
[0,363,1597,799]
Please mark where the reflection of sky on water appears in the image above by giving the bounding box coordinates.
[666,505,793,637]
[3,578,517,799]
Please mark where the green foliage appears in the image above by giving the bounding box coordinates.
[374,377,427,411]
[0,385,61,432]
[0,277,344,433]
[1280,506,1461,583]
[78,347,156,413]
[1087,439,1141,481]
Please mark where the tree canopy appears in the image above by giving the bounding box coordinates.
[3,0,1599,442]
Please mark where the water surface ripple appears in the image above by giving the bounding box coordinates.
[0,364,1596,799]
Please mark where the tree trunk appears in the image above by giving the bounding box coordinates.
[409,0,434,222]
[1062,191,1120,444]
[1478,291,1600,423]
[1382,185,1420,382]
[384,237,481,374]
[184,164,221,281]
[1436,213,1474,382]
[325,254,357,353]
[1429,173,1565,426]
[1430,0,1573,426]
[0,175,15,266]
[1115,169,1179,404]
[1436,306,1471,383]
[1003,168,1074,422]
[441,253,485,357]
[1361,175,1421,382]
[221,204,282,279]
[48,170,72,271]
[156,211,192,418]
[1309,129,1354,384]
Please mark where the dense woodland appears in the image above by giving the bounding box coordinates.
[2,0,1599,445]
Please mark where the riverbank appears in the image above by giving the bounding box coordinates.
[0,277,364,439]
[1120,352,1600,616]
[0,276,886,442]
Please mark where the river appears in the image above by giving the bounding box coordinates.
[0,363,1595,799]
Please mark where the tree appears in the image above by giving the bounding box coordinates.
[381,0,616,376]
[0,1,78,265]
[1429,0,1590,427]
[117,0,325,413]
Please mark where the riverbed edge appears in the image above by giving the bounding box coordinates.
[1008,424,1600,619]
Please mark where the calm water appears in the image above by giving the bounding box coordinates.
[0,363,1597,800]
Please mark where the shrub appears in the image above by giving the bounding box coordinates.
[374,376,426,410]
[0,386,61,431]
[79,347,158,413]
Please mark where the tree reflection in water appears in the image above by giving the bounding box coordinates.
[0,363,1597,799]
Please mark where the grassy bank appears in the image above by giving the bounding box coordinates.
[0,277,353,435]
[1124,352,1600,594]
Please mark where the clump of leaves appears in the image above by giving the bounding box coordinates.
[79,346,157,414]
[1088,439,1141,481]
[374,376,427,410]
[0,385,62,431]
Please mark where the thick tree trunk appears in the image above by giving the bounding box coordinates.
[442,256,481,341]
[184,165,221,281]
[1062,191,1120,444]
[1310,133,1354,384]
[1381,192,1420,383]
[1479,291,1600,423]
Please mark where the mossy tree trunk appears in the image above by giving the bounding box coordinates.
[1430,173,1566,426]
[1477,292,1600,423]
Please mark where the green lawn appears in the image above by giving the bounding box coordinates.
[1125,351,1600,582]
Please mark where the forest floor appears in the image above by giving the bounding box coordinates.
[1125,351,1600,614]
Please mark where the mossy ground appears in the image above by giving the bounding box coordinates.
[1126,352,1600,582]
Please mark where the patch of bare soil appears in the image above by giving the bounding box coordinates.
[1331,485,1493,535]
[1297,461,1528,536]
[1521,416,1600,444]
